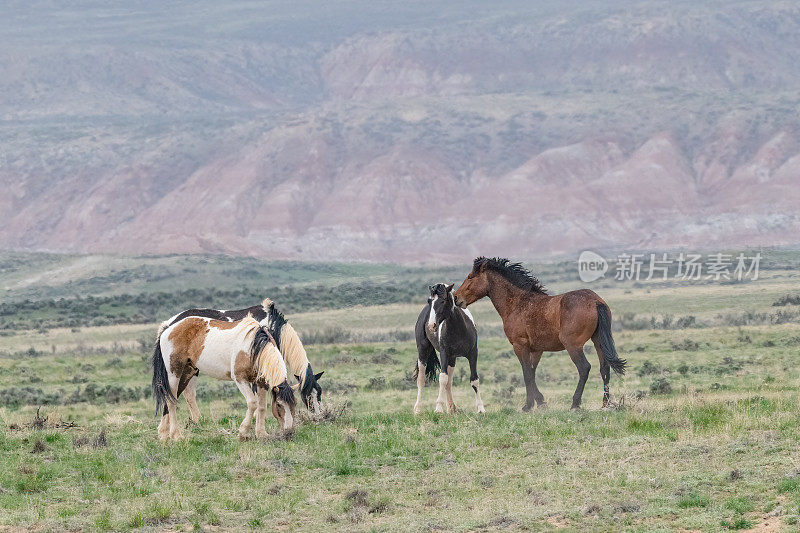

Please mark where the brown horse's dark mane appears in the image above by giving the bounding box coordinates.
[474,257,548,295]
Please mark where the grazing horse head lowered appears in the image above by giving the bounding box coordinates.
[156,298,324,418]
[152,314,297,441]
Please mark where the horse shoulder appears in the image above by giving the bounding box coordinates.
[232,349,256,383]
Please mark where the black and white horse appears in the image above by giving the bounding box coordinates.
[157,299,323,415]
[414,283,484,414]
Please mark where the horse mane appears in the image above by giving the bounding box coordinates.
[254,336,288,389]
[230,313,280,388]
[264,301,287,347]
[263,301,310,383]
[474,257,548,294]
[279,323,310,383]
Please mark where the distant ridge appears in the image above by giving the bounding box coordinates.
[1,1,799,261]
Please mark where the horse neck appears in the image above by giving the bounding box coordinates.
[485,272,537,319]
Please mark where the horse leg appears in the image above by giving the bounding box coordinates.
[445,365,456,413]
[435,352,450,413]
[567,346,591,410]
[414,334,436,414]
[414,360,426,415]
[468,353,485,414]
[592,337,611,407]
[529,350,546,407]
[234,379,258,440]
[184,376,201,423]
[157,408,170,441]
[512,344,535,412]
[255,386,268,439]
[166,374,183,441]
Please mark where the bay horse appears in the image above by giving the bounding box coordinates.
[157,299,323,416]
[414,283,484,414]
[454,257,626,410]
[152,314,297,441]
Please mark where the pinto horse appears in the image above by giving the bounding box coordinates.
[152,314,297,441]
[414,283,484,414]
[454,257,626,410]
[158,299,323,416]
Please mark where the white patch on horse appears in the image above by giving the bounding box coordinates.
[427,295,438,330]
[471,378,485,413]
[202,322,245,380]
[462,308,475,327]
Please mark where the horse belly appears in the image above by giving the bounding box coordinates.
[195,355,231,380]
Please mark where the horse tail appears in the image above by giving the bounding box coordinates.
[595,302,626,375]
[413,349,440,383]
[156,312,178,342]
[152,339,175,416]
[425,350,440,381]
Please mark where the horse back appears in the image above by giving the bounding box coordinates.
[165,305,267,331]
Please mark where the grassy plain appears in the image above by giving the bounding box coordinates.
[1,253,799,531]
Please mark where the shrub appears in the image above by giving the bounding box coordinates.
[650,378,672,395]
[773,294,800,306]
[671,339,699,351]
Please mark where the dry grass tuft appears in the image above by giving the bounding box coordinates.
[7,408,79,431]
[300,399,349,424]
[72,428,107,448]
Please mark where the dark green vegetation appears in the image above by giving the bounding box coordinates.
[1,252,800,530]
[0,253,469,329]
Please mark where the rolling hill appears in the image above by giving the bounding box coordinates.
[1,0,799,261]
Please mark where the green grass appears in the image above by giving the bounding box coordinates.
[1,254,800,530]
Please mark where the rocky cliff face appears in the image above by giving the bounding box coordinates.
[1,1,798,262]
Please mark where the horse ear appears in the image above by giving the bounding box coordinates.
[314,371,324,380]
[446,283,454,292]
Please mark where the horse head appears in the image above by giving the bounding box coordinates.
[429,283,456,326]
[454,257,493,307]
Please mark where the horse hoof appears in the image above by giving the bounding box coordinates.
[536,402,548,410]
[476,407,486,414]
[570,405,582,411]
[256,431,268,440]
[238,433,251,442]
[434,405,444,413]
[521,404,533,413]
[448,406,457,414]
